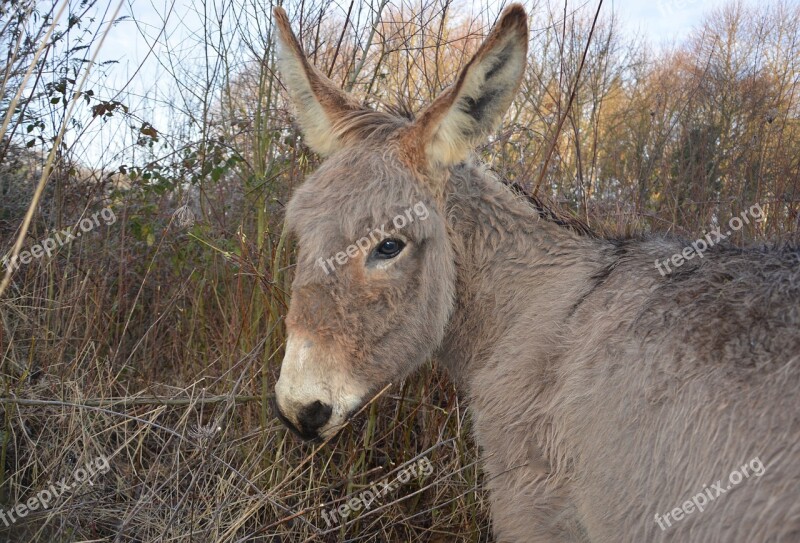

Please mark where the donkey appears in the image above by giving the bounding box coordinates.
[271,4,800,542]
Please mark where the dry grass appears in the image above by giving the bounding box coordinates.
[0,198,488,540]
[0,365,486,541]
[0,0,798,541]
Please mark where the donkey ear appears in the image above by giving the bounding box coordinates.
[273,7,363,156]
[403,4,528,167]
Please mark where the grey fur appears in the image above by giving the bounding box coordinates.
[436,163,800,542]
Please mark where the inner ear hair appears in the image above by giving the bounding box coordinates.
[404,4,529,168]
[273,7,364,156]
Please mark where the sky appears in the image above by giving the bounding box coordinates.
[66,0,767,168]
[92,0,768,103]
[609,0,746,45]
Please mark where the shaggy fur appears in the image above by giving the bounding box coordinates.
[272,5,800,541]
[439,163,800,542]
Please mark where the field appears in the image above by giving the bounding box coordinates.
[0,0,798,541]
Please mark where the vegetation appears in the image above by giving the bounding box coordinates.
[0,0,797,540]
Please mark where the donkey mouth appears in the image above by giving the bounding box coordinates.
[271,398,324,442]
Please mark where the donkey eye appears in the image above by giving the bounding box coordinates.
[373,238,405,259]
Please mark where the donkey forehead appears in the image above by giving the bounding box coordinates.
[285,149,435,243]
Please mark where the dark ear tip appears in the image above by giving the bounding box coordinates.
[500,4,528,32]
[273,6,290,27]
[273,6,298,48]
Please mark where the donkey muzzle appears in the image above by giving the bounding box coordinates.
[272,397,331,441]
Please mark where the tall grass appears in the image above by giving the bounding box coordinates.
[0,0,798,540]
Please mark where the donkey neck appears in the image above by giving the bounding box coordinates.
[435,161,610,394]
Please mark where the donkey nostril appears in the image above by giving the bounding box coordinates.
[298,400,332,432]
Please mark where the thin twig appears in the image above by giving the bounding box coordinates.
[0,395,264,408]
[533,0,604,195]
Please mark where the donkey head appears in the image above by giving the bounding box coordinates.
[273,5,529,440]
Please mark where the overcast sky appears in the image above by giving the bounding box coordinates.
[72,0,765,168]
[611,0,730,42]
[103,0,758,88]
